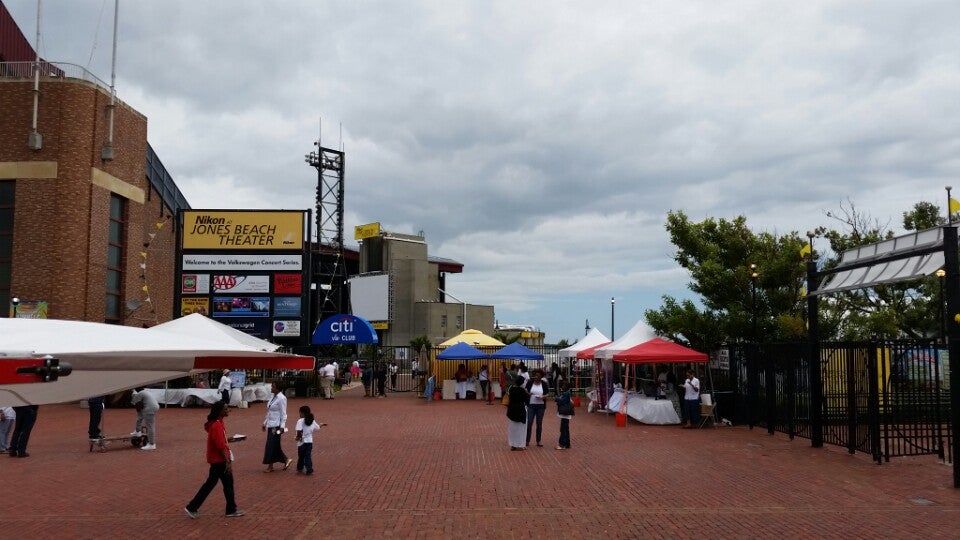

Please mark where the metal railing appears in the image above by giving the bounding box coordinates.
[0,61,109,93]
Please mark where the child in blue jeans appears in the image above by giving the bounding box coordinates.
[295,406,325,475]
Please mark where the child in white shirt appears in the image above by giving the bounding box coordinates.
[294,405,325,475]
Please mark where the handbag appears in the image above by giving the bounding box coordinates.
[501,393,510,406]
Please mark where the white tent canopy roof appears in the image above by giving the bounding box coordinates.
[152,313,280,351]
[594,320,655,360]
[558,328,611,359]
[0,317,308,407]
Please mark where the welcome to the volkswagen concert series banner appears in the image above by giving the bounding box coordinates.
[182,211,304,250]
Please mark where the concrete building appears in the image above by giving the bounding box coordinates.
[355,230,494,347]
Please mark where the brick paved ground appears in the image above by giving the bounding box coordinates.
[2,385,959,539]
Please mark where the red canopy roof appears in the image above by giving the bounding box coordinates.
[611,337,708,364]
[575,342,612,360]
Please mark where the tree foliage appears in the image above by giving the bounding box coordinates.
[646,200,947,346]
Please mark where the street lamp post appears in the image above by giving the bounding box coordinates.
[749,265,758,341]
[11,297,19,318]
[610,297,615,340]
[948,185,954,225]
[936,269,947,344]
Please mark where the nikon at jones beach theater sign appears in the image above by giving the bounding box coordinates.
[182,210,304,250]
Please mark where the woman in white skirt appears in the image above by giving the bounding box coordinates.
[506,381,529,450]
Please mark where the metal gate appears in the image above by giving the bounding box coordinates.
[726,339,951,464]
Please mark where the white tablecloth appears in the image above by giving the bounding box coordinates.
[606,390,680,425]
[143,383,273,407]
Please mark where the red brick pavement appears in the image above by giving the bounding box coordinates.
[2,386,959,539]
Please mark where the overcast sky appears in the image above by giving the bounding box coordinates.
[8,1,960,344]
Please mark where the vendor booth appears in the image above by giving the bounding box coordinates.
[559,328,609,390]
[589,321,654,410]
[608,337,710,426]
[436,342,489,399]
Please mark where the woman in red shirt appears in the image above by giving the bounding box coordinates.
[184,401,244,518]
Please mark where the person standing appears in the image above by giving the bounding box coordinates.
[361,365,373,397]
[375,362,388,398]
[87,396,105,440]
[131,389,159,450]
[454,363,470,400]
[389,361,398,390]
[218,370,232,405]
[555,380,574,450]
[184,401,244,518]
[682,369,701,428]
[8,404,38,458]
[320,361,337,400]
[478,364,491,404]
[524,369,550,447]
[506,379,529,451]
[0,406,14,452]
[294,405,326,475]
[262,382,292,472]
[349,360,360,385]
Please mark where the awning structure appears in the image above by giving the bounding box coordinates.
[558,328,610,359]
[814,227,946,295]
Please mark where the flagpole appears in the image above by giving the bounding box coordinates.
[948,186,953,225]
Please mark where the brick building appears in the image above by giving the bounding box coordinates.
[1,3,187,324]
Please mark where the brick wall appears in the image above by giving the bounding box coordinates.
[0,78,177,325]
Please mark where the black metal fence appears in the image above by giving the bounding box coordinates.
[722,339,952,464]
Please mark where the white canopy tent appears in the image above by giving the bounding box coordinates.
[594,321,655,359]
[151,313,280,351]
[558,328,611,359]
[0,317,312,406]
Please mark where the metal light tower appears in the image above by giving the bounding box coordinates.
[305,142,347,323]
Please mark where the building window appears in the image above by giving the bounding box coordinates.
[106,194,126,323]
[455,315,462,329]
[0,181,13,314]
[440,314,447,328]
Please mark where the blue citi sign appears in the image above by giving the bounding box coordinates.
[311,314,379,345]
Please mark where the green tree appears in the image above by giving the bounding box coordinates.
[645,211,809,349]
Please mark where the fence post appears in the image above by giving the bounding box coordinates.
[786,348,796,440]
[943,225,960,488]
[845,344,857,454]
[807,258,823,447]
[747,343,759,430]
[868,341,881,463]
[765,346,776,436]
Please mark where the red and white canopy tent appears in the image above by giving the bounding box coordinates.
[587,321,654,409]
[611,337,712,416]
[0,316,313,407]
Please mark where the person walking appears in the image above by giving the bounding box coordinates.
[361,365,373,397]
[184,401,244,518]
[681,369,701,428]
[524,369,550,447]
[320,361,337,400]
[87,395,105,440]
[376,362,388,397]
[506,378,529,451]
[218,370,232,405]
[8,404,38,458]
[262,382,292,472]
[555,380,574,450]
[131,388,159,450]
[0,406,14,453]
[294,405,325,475]
[349,360,360,385]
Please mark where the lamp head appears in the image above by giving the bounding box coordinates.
[936,269,946,278]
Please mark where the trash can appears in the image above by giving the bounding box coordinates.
[294,376,307,398]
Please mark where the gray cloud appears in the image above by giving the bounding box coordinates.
[9,0,960,341]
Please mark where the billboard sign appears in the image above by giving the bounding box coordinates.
[212,275,270,294]
[273,320,301,337]
[222,319,272,339]
[181,274,210,295]
[212,296,270,317]
[180,297,211,317]
[273,297,302,318]
[182,211,304,250]
[354,222,381,240]
[182,254,302,271]
[273,273,302,294]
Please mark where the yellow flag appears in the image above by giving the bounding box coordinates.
[799,243,812,257]
[950,198,960,214]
